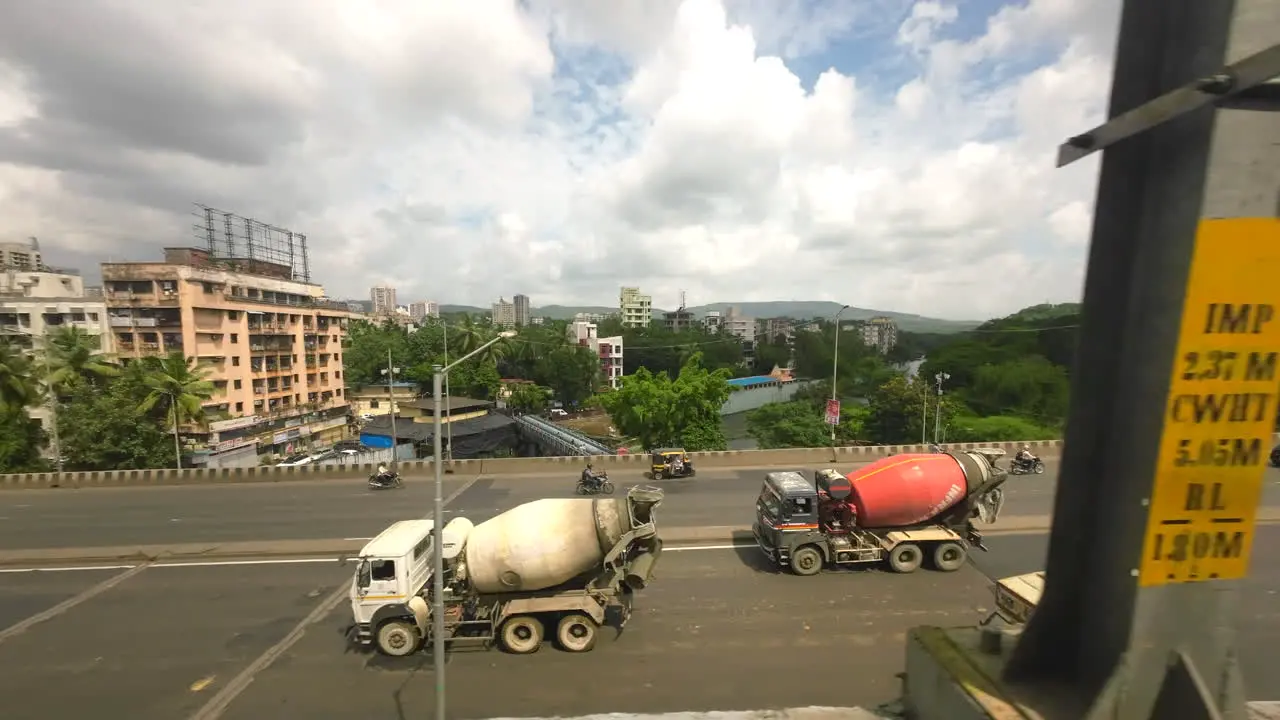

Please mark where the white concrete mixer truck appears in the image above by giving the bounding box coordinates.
[348,485,665,657]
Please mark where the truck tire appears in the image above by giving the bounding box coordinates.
[932,542,968,572]
[556,613,599,652]
[375,619,421,657]
[500,616,544,654]
[789,546,824,576]
[888,543,923,573]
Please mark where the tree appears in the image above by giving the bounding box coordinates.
[599,352,732,451]
[535,346,600,407]
[862,374,962,446]
[0,406,47,473]
[0,340,38,411]
[745,400,868,448]
[136,352,216,469]
[792,324,894,399]
[507,383,552,415]
[446,361,501,400]
[40,326,119,396]
[752,335,791,375]
[58,375,176,470]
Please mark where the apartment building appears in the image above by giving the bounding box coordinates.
[861,316,899,354]
[102,247,358,467]
[722,306,756,345]
[703,311,723,333]
[513,294,531,327]
[619,287,652,329]
[408,301,439,321]
[757,317,795,343]
[663,307,696,332]
[573,312,611,323]
[568,320,625,390]
[371,284,397,315]
[492,297,516,328]
[1,251,113,434]
[0,238,45,271]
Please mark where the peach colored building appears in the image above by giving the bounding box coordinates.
[102,247,359,466]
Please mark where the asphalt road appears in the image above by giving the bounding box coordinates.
[1,532,1278,719]
[3,460,1279,551]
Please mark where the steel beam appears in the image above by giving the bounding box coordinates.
[1006,1,1280,719]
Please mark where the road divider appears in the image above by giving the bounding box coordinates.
[7,508,1279,568]
[0,439,1074,490]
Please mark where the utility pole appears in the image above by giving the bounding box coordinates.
[900,2,1280,719]
[830,305,849,450]
[441,319,453,468]
[932,372,948,446]
[40,337,63,474]
[381,349,399,465]
[921,378,928,446]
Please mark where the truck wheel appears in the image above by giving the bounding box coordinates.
[932,542,968,572]
[556,613,599,652]
[789,546,824,576]
[888,543,923,573]
[500,616,544,654]
[375,619,421,657]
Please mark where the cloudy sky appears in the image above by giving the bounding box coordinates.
[0,0,1118,320]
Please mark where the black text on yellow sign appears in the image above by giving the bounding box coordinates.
[1140,217,1280,587]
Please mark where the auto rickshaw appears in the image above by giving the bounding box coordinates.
[648,448,695,480]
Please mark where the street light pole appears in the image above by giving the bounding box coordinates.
[441,319,453,467]
[39,337,64,474]
[430,330,514,720]
[830,305,849,449]
[382,348,399,465]
[933,372,949,446]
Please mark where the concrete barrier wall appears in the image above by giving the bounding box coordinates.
[2,434,1277,489]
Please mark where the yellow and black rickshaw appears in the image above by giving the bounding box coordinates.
[648,448,695,480]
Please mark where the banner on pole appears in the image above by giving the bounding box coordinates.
[825,399,841,425]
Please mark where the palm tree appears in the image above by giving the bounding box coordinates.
[0,340,38,411]
[40,326,119,395]
[454,316,486,356]
[137,352,216,469]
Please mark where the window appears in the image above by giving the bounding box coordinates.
[412,537,433,561]
[230,333,238,343]
[370,560,396,581]
[370,400,380,408]
[232,356,240,366]
[790,497,813,515]
[227,310,240,320]
[235,402,243,412]
[233,380,242,389]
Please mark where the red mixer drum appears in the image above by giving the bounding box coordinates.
[845,454,971,528]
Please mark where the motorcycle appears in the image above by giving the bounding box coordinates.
[575,472,615,496]
[368,471,404,490]
[1009,456,1046,475]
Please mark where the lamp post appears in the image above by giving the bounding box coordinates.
[380,349,400,465]
[830,305,850,448]
[431,329,514,720]
[441,319,453,467]
[36,334,64,474]
[921,378,928,446]
[933,372,950,446]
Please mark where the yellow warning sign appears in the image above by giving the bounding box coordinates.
[1139,217,1280,586]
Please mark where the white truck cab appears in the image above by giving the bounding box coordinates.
[349,518,470,656]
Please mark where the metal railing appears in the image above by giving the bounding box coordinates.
[515,414,612,456]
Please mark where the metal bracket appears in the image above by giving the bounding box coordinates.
[1058,43,1280,167]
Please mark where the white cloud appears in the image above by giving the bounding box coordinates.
[0,0,1121,320]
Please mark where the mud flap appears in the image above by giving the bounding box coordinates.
[408,595,430,637]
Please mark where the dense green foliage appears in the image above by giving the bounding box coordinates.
[598,353,732,451]
[744,387,869,448]
[0,328,215,473]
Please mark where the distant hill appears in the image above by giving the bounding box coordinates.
[441,301,978,333]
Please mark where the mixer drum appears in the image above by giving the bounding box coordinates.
[463,498,629,594]
[846,454,972,528]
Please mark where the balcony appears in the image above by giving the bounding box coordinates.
[108,291,181,307]
[247,321,290,334]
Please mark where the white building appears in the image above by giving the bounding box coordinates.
[574,312,610,323]
[861,316,899,354]
[370,284,397,315]
[568,320,625,390]
[619,286,652,329]
[408,301,439,320]
[703,311,723,333]
[722,306,756,345]
[492,297,516,328]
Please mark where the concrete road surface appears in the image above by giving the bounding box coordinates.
[3,461,1278,551]
[1,532,1279,719]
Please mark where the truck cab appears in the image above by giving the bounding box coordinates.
[753,470,974,577]
[348,518,469,656]
[982,571,1044,626]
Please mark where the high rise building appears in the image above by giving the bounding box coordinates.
[513,294,531,327]
[0,238,45,271]
[102,247,358,468]
[860,316,899,354]
[408,301,439,320]
[371,284,397,315]
[619,286,652,329]
[492,297,515,328]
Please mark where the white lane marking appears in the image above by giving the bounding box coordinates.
[0,542,750,574]
[188,581,349,720]
[0,562,152,644]
[343,537,373,541]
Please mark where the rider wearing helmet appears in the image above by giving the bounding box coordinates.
[581,462,600,489]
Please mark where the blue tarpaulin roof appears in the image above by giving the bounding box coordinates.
[727,375,786,388]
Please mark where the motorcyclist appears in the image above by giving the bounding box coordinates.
[372,463,395,487]
[580,463,603,490]
[1014,445,1037,467]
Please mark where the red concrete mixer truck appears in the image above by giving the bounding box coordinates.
[752,449,1009,576]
